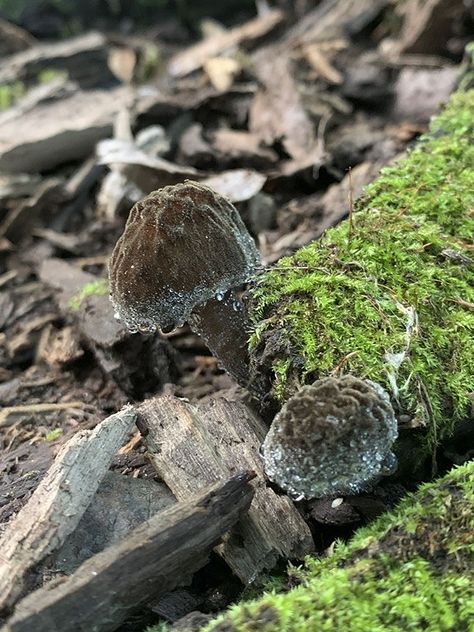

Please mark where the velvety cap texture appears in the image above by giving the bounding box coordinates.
[109,181,260,332]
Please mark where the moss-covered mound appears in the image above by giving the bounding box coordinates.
[249,90,474,458]
[203,460,474,632]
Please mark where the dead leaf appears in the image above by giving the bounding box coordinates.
[201,169,266,202]
[108,46,137,84]
[249,51,316,160]
[204,56,241,92]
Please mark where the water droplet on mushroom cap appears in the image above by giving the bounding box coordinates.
[108,181,260,333]
[262,376,398,499]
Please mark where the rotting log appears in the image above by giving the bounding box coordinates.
[138,395,314,583]
[249,88,474,477]
[2,473,255,632]
[0,406,136,616]
[203,461,474,632]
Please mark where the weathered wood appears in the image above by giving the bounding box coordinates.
[0,406,136,615]
[2,473,255,632]
[139,395,314,583]
[0,32,115,88]
[168,9,284,78]
[38,258,178,396]
[44,472,176,576]
[0,86,128,173]
[0,18,35,56]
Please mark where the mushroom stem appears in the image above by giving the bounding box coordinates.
[188,289,252,389]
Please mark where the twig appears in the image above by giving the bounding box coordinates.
[0,402,86,427]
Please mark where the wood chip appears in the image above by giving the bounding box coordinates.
[168,9,284,78]
[139,395,314,583]
[0,87,128,174]
[0,406,136,613]
[3,473,254,632]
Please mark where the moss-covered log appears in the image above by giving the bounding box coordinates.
[203,461,474,632]
[249,89,474,468]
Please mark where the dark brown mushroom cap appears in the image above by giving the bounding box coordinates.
[108,181,260,332]
[262,375,398,499]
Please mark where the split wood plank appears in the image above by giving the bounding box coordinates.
[139,395,314,583]
[0,406,136,615]
[2,473,254,632]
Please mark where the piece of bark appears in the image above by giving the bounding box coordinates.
[301,44,343,84]
[168,9,284,78]
[0,179,65,242]
[0,18,35,56]
[2,473,255,632]
[36,324,84,366]
[45,471,176,576]
[285,0,388,45]
[249,51,317,161]
[211,129,278,168]
[0,442,53,525]
[38,258,179,397]
[139,395,314,583]
[0,406,136,615]
[0,32,115,89]
[201,169,266,203]
[0,86,128,173]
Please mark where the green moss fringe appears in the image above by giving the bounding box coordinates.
[203,461,474,632]
[249,90,474,456]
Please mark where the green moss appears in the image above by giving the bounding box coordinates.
[37,68,68,84]
[0,69,67,111]
[249,90,474,458]
[204,461,474,632]
[68,279,109,311]
[44,428,63,442]
[0,82,26,111]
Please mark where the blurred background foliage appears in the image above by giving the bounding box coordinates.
[0,0,258,38]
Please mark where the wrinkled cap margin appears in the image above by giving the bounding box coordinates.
[108,180,260,333]
[262,375,398,499]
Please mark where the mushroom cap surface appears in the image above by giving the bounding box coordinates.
[262,375,398,499]
[109,181,260,332]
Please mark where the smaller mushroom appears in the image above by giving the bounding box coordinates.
[262,375,398,499]
[108,181,260,388]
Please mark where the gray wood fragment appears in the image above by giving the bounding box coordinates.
[2,473,254,632]
[0,406,136,615]
[139,395,314,583]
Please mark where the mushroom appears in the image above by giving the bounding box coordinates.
[262,375,398,499]
[108,181,260,388]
